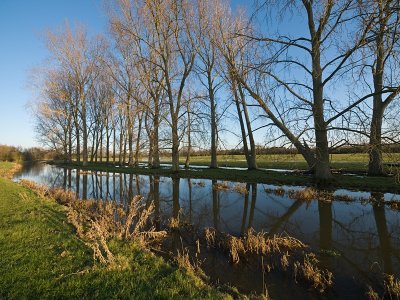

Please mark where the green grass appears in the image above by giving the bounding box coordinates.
[168,153,400,172]
[0,162,233,299]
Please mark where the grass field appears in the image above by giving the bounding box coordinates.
[166,153,400,172]
[0,162,232,299]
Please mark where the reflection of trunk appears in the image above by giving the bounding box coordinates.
[187,179,192,224]
[119,173,123,205]
[372,192,393,274]
[147,176,154,206]
[113,172,116,201]
[241,184,250,235]
[67,169,71,189]
[153,176,160,230]
[268,200,303,236]
[135,175,141,196]
[106,172,109,201]
[172,176,180,219]
[318,201,333,268]
[248,183,257,230]
[128,173,133,201]
[172,176,181,252]
[82,173,88,200]
[63,168,67,189]
[212,180,220,231]
[75,171,80,198]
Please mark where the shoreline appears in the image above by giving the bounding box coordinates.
[48,160,400,193]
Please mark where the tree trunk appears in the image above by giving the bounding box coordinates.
[75,123,80,163]
[171,115,180,172]
[368,23,386,176]
[368,103,385,175]
[152,105,160,168]
[239,84,257,170]
[134,114,143,166]
[185,105,191,169]
[119,125,123,165]
[311,30,332,182]
[81,95,88,166]
[209,72,218,168]
[100,127,103,163]
[232,78,251,169]
[106,126,110,164]
[128,115,134,166]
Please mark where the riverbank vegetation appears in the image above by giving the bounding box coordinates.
[32,0,400,184]
[0,162,235,299]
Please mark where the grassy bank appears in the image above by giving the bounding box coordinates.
[0,162,232,299]
[165,153,400,172]
[54,161,400,193]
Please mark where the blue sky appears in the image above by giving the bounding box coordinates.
[0,0,107,148]
[0,1,351,149]
[0,0,250,149]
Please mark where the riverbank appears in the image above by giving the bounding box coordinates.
[0,162,234,299]
[51,160,400,193]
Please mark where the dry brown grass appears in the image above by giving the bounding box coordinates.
[233,183,248,195]
[67,197,166,266]
[203,227,333,293]
[384,274,400,299]
[388,201,400,211]
[204,228,216,248]
[366,286,380,300]
[293,253,333,293]
[265,186,285,196]
[212,181,230,191]
[176,248,197,274]
[204,228,306,264]
[288,188,317,201]
[0,162,22,179]
[194,181,206,187]
[19,179,77,205]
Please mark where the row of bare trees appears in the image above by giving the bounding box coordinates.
[34,0,400,181]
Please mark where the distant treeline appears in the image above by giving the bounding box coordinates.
[184,144,400,157]
[0,145,59,162]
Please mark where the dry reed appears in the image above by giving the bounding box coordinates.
[384,274,400,298]
[233,183,248,195]
[212,181,230,191]
[293,253,333,293]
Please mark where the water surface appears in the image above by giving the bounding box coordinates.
[14,162,400,299]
